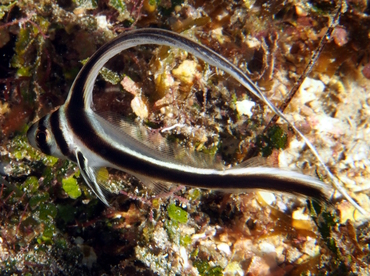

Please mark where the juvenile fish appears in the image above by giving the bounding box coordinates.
[27,28,341,206]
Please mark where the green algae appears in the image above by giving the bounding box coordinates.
[73,0,97,9]
[190,247,199,258]
[256,125,287,157]
[22,176,39,194]
[100,67,122,85]
[109,0,125,14]
[10,15,50,79]
[57,204,75,223]
[308,200,351,273]
[159,0,183,16]
[188,188,201,201]
[193,260,223,276]
[43,155,59,166]
[196,142,219,155]
[164,204,190,245]
[42,223,56,239]
[11,27,33,77]
[34,16,50,35]
[62,176,82,199]
[11,134,40,161]
[29,192,50,209]
[309,200,340,257]
[164,219,179,241]
[39,203,57,221]
[180,235,191,247]
[81,58,122,84]
[0,1,16,20]
[42,167,54,186]
[142,224,155,243]
[167,203,188,224]
[55,237,68,250]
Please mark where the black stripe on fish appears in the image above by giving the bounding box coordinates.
[49,109,76,162]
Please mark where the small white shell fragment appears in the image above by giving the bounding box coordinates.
[258,241,276,254]
[292,207,310,221]
[276,200,288,212]
[152,227,170,250]
[235,99,256,117]
[96,15,108,30]
[338,193,370,223]
[312,115,344,136]
[286,247,302,263]
[212,27,229,44]
[295,4,308,16]
[217,242,231,256]
[121,76,141,96]
[298,77,325,104]
[131,96,149,120]
[247,256,272,275]
[244,35,260,48]
[257,191,276,205]
[191,226,216,241]
[122,75,149,119]
[179,246,190,269]
[224,261,244,276]
[278,139,306,169]
[292,207,314,230]
[302,237,320,257]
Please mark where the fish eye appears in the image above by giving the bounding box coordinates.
[36,129,48,144]
[33,125,52,155]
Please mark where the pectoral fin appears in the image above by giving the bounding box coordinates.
[133,173,176,195]
[76,150,109,206]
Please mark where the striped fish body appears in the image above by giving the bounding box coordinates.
[27,28,329,205]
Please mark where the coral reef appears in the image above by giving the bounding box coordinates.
[0,0,370,275]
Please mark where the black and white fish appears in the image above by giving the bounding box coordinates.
[27,28,363,212]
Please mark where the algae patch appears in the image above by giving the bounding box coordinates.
[62,176,82,199]
[167,203,188,224]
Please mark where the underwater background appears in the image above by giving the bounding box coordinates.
[0,0,370,275]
